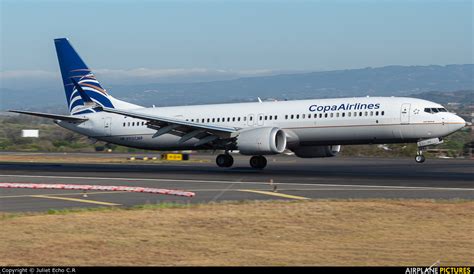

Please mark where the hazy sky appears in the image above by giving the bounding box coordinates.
[0,0,472,86]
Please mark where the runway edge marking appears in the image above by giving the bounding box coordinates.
[31,195,121,206]
[0,174,472,191]
[238,189,310,200]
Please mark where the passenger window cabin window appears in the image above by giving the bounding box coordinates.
[348,112,351,117]
[325,113,328,118]
[376,111,379,116]
[244,117,247,121]
[207,118,210,123]
[285,115,288,120]
[330,113,333,118]
[296,114,300,119]
[336,113,339,118]
[269,116,272,120]
[302,114,305,119]
[319,113,322,118]
[354,112,357,117]
[259,116,263,121]
[359,112,363,116]
[291,115,294,119]
[264,116,267,120]
[314,114,317,118]
[342,113,345,117]
[381,111,385,116]
[370,111,373,116]
[123,122,126,127]
[238,117,241,121]
[365,111,368,116]
[232,117,236,122]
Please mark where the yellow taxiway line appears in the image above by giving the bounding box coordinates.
[238,189,310,200]
[31,195,121,206]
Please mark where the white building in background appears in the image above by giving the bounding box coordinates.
[21,129,39,138]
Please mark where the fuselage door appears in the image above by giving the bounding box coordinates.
[103,117,112,136]
[400,103,411,124]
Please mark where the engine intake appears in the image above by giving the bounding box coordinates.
[236,127,287,155]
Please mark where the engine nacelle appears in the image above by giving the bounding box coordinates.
[292,145,341,158]
[236,127,287,155]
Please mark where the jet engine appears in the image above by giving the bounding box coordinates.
[236,127,287,155]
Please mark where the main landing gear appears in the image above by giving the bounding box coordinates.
[215,154,268,169]
[216,153,234,168]
[249,155,267,169]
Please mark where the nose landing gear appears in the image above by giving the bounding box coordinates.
[415,150,425,163]
[414,138,443,164]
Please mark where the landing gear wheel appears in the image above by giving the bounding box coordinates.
[250,155,267,169]
[415,155,425,163]
[216,154,234,168]
[415,147,426,164]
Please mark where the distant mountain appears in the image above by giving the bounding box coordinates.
[410,90,473,106]
[1,64,472,111]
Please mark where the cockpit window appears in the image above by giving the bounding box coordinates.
[424,107,447,114]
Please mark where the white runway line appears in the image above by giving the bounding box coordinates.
[0,174,472,191]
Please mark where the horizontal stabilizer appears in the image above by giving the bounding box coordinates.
[9,110,88,122]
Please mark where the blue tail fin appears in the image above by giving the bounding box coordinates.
[54,38,114,115]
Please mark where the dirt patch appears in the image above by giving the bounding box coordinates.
[0,200,472,266]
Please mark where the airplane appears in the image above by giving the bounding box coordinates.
[10,38,467,169]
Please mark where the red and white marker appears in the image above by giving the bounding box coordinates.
[0,183,195,197]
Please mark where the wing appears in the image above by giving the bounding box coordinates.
[100,107,239,147]
[9,110,88,122]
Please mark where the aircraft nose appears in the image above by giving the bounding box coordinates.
[449,114,466,132]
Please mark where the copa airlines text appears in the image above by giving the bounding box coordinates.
[11,38,467,169]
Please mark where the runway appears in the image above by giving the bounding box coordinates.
[0,155,473,212]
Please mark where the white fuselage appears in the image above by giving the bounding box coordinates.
[58,96,466,151]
